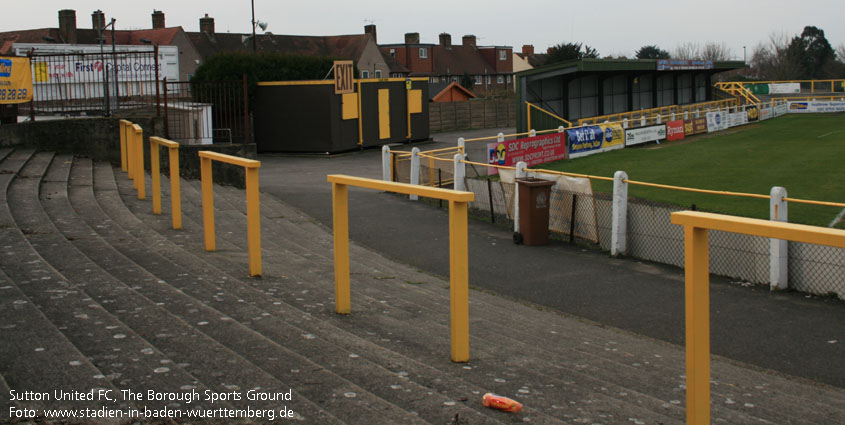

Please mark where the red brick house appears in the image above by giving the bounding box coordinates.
[377,29,513,94]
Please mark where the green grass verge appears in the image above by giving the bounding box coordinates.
[540,114,845,227]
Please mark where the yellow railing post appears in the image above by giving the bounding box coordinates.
[526,102,532,130]
[198,151,262,276]
[449,199,470,363]
[133,124,145,200]
[327,174,474,362]
[683,224,710,425]
[119,120,130,172]
[150,140,162,215]
[200,155,215,252]
[245,166,262,277]
[127,122,135,180]
[168,146,181,230]
[332,182,351,314]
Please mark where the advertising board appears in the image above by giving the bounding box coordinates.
[666,120,685,141]
[0,57,33,104]
[774,103,788,117]
[625,124,666,146]
[487,132,566,175]
[726,112,747,128]
[759,105,773,121]
[768,83,801,94]
[706,111,727,132]
[656,59,714,71]
[787,101,845,113]
[566,123,625,158]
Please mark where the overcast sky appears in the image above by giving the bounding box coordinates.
[5,1,845,60]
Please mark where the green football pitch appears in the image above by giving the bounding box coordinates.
[542,113,845,228]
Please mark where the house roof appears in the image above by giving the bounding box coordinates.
[432,45,500,76]
[515,52,547,68]
[0,27,183,54]
[187,31,374,62]
[429,81,476,101]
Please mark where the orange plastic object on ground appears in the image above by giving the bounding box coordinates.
[482,393,523,413]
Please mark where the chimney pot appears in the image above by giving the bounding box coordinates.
[522,44,534,56]
[200,14,215,35]
[404,32,420,45]
[152,10,165,29]
[364,24,377,43]
[439,33,451,48]
[91,10,105,31]
[58,9,78,44]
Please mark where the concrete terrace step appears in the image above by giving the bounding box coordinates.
[191,173,845,422]
[0,149,842,425]
[101,167,513,424]
[122,169,796,420]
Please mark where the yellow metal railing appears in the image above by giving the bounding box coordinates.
[714,82,760,105]
[126,123,146,200]
[721,79,845,94]
[149,137,182,230]
[326,174,475,362]
[119,119,132,173]
[526,102,573,129]
[671,211,845,425]
[199,151,262,277]
[577,99,737,127]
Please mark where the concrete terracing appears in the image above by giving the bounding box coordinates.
[0,146,843,424]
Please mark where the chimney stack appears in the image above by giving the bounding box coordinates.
[152,10,165,29]
[91,10,105,31]
[200,14,215,35]
[58,9,78,44]
[522,44,534,56]
[462,35,476,48]
[364,24,377,43]
[404,32,420,45]
[439,33,451,48]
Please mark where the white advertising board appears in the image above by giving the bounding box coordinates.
[706,111,728,132]
[787,101,845,113]
[624,125,666,146]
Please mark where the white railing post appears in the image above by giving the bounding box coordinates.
[457,137,466,159]
[530,129,537,137]
[498,132,505,143]
[453,154,465,191]
[684,111,689,121]
[670,112,676,122]
[640,116,646,127]
[381,145,391,182]
[410,147,420,200]
[558,126,565,133]
[622,118,628,129]
[514,161,528,234]
[770,186,789,290]
[611,171,629,257]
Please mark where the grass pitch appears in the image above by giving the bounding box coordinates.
[542,113,845,228]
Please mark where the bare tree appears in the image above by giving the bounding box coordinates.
[836,43,845,62]
[701,42,733,61]
[672,42,700,60]
[750,31,804,80]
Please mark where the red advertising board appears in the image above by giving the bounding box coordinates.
[666,120,685,141]
[487,133,566,175]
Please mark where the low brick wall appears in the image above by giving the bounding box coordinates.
[0,117,257,187]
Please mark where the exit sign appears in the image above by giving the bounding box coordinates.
[334,60,354,94]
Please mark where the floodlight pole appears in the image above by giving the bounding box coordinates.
[251,0,256,53]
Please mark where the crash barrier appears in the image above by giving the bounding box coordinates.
[526,102,573,130]
[326,174,474,362]
[199,151,262,277]
[670,211,845,425]
[149,137,182,230]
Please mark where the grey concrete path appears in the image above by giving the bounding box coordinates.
[257,128,845,390]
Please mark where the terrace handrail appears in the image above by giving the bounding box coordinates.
[198,151,262,277]
[326,174,474,362]
[149,136,182,230]
[671,211,845,425]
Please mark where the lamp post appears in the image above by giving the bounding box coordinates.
[743,46,747,76]
[251,0,256,52]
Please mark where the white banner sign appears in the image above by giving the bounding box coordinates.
[625,125,666,146]
[768,83,801,94]
[759,105,773,121]
[706,111,728,132]
[727,112,748,128]
[787,101,845,113]
[32,55,166,84]
[774,103,788,117]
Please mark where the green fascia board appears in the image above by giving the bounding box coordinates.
[516,58,744,79]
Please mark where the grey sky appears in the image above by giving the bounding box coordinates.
[6,0,845,60]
